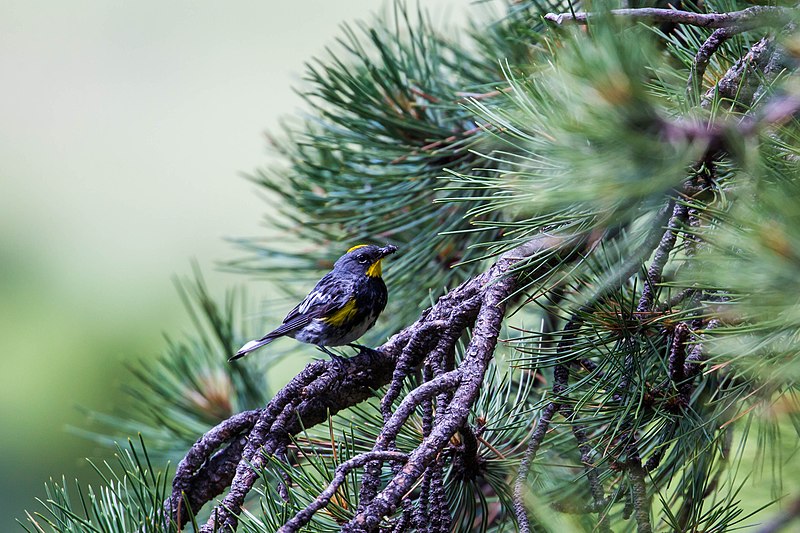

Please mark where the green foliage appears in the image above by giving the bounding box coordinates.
[228,3,549,327]
[76,273,273,462]
[21,438,174,533]
[436,2,800,531]
[25,1,800,532]
[510,278,795,531]
[684,127,800,382]
[238,353,536,532]
[441,15,711,309]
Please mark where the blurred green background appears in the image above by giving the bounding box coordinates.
[4,2,795,531]
[0,1,464,529]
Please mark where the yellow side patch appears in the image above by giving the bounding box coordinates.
[347,244,368,253]
[323,298,358,326]
[366,259,382,278]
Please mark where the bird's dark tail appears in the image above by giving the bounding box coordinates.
[229,336,277,362]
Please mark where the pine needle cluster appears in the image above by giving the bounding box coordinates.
[23,1,800,532]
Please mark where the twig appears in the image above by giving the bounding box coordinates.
[389,124,486,165]
[514,355,573,531]
[684,319,720,379]
[555,328,610,531]
[453,423,482,480]
[668,322,690,386]
[430,457,450,532]
[393,499,413,532]
[277,451,409,533]
[513,402,558,533]
[611,197,677,402]
[661,93,800,155]
[657,288,696,312]
[544,6,791,31]
[456,86,513,102]
[626,451,652,533]
[416,455,433,529]
[165,409,259,527]
[562,411,608,531]
[381,320,449,422]
[686,28,737,103]
[417,362,435,530]
[359,369,462,509]
[756,494,800,533]
[637,200,689,313]
[700,36,786,110]
[644,421,676,473]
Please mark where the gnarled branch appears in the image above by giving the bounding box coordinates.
[164,234,574,532]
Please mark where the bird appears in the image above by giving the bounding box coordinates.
[230,244,397,361]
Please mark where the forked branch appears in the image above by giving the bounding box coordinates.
[164,234,575,532]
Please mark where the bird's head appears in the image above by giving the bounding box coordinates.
[335,244,398,278]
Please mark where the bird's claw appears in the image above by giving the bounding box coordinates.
[347,343,379,356]
[317,346,348,367]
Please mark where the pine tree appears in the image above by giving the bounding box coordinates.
[22,2,800,532]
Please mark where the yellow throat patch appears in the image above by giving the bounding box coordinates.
[366,260,382,278]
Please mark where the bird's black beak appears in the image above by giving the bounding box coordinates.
[378,244,398,258]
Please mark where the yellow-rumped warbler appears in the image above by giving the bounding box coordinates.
[230,244,397,361]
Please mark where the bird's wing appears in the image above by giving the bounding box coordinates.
[282,272,350,322]
[229,274,349,361]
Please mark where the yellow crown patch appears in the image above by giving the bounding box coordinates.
[347,244,369,253]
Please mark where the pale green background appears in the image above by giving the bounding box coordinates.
[0,1,467,528]
[4,2,794,531]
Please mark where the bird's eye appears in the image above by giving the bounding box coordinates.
[357,254,369,264]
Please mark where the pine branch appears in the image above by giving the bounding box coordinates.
[165,409,259,526]
[545,1,797,112]
[505,60,800,524]
[544,5,793,31]
[756,495,800,533]
[658,92,800,157]
[686,27,736,103]
[278,451,409,533]
[513,401,558,533]
[345,257,516,531]
[39,4,800,531]
[171,14,799,531]
[164,234,577,532]
[637,200,689,313]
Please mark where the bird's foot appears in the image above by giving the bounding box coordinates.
[318,346,348,366]
[347,343,379,356]
[329,353,348,366]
